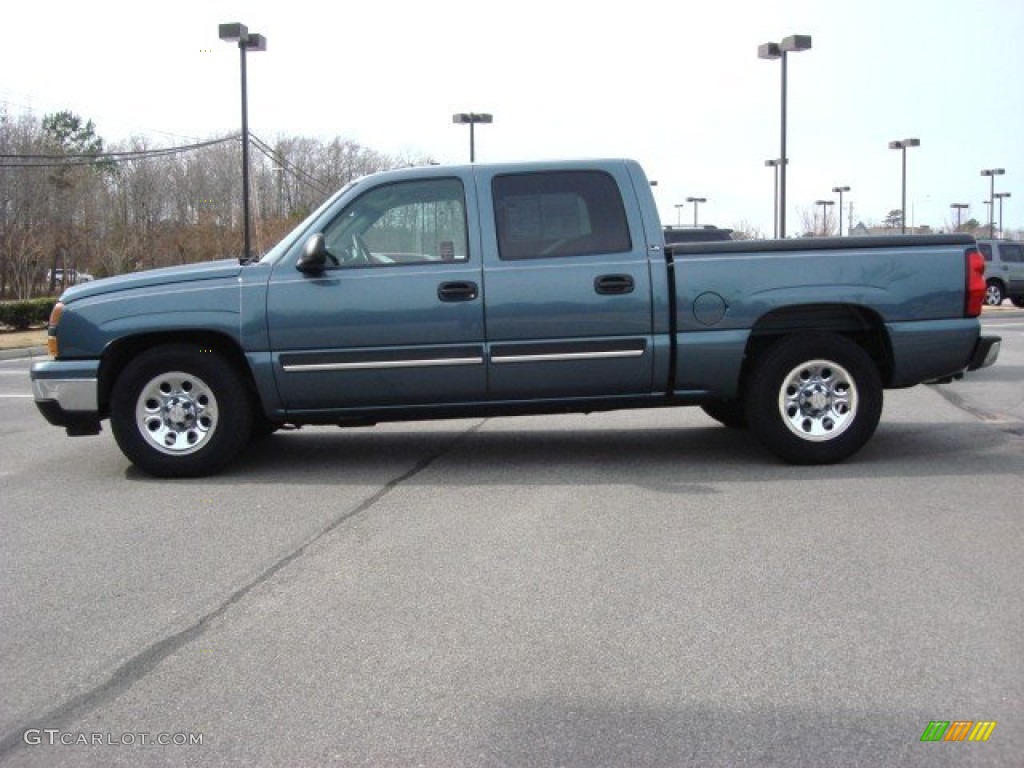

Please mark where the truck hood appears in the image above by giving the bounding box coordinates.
[59,260,244,303]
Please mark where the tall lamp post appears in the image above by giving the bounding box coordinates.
[888,138,920,234]
[815,199,834,235]
[993,192,1011,238]
[950,203,968,232]
[981,168,1005,238]
[765,159,785,238]
[686,196,706,227]
[674,203,685,226]
[758,34,812,238]
[452,113,492,163]
[832,185,850,236]
[219,23,267,263]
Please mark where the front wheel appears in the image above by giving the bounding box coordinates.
[745,333,882,465]
[985,280,1004,306]
[110,345,253,477]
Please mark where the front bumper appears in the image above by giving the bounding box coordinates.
[30,360,103,435]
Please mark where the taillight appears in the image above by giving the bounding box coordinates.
[965,248,985,317]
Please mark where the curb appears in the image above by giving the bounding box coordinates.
[0,346,49,362]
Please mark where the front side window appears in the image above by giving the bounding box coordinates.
[492,171,631,260]
[322,178,468,267]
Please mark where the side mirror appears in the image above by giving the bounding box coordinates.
[296,233,328,273]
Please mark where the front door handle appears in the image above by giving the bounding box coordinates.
[595,274,634,295]
[438,281,479,302]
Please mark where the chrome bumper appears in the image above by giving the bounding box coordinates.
[31,377,99,412]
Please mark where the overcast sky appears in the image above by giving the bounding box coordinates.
[2,0,1021,237]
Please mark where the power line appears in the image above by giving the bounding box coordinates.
[0,135,239,167]
[249,134,330,196]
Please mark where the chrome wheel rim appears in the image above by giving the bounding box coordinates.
[985,285,1002,305]
[135,371,218,455]
[778,359,858,442]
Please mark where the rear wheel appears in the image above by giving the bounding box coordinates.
[1010,296,1024,309]
[745,333,882,464]
[110,344,252,477]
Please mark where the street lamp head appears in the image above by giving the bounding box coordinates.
[686,196,706,203]
[218,22,247,41]
[815,199,834,207]
[757,42,782,60]
[994,192,1012,200]
[832,186,850,193]
[980,168,1005,177]
[452,113,493,124]
[950,203,969,209]
[889,138,920,150]
[244,33,267,52]
[780,35,813,52]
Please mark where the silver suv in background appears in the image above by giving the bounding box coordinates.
[978,239,1024,307]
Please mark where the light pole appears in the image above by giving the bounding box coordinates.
[765,159,785,238]
[452,113,492,163]
[994,192,1011,238]
[758,34,812,238]
[832,185,850,236]
[950,203,968,232]
[889,138,920,234]
[674,203,685,226]
[219,23,267,263]
[981,168,1005,238]
[686,196,706,227]
[815,199,834,235]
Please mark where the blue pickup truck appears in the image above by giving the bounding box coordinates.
[31,159,1000,477]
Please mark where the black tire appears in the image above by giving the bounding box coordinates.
[985,280,1004,306]
[1010,296,1024,309]
[110,344,253,477]
[744,333,882,465]
[700,400,748,429]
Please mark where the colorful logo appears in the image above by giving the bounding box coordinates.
[920,721,997,742]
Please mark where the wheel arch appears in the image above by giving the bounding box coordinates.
[740,304,894,390]
[98,331,256,417]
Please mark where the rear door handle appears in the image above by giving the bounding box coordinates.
[438,281,479,302]
[595,274,634,295]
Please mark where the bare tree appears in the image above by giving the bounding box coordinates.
[1,107,415,297]
[729,220,766,240]
[798,206,837,237]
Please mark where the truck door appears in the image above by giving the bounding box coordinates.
[266,175,486,412]
[478,166,655,399]
[999,242,1024,295]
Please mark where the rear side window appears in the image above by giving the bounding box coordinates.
[1001,243,1023,263]
[492,171,631,260]
[978,243,992,261]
